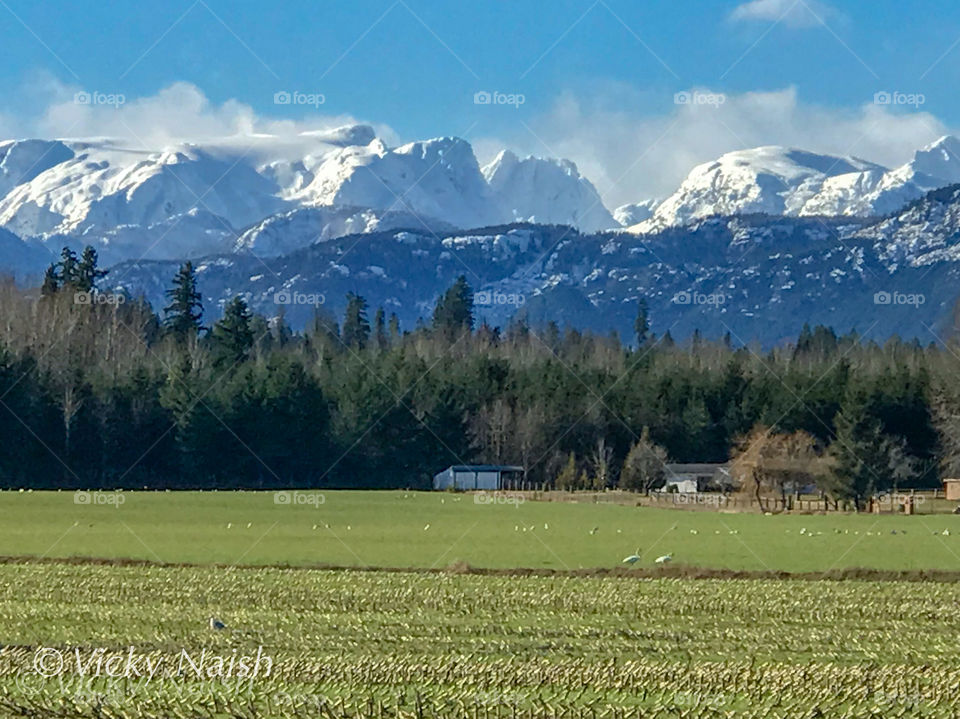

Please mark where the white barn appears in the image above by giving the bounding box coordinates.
[432,465,524,490]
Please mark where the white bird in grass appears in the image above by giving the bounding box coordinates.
[654,554,672,565]
[208,617,227,631]
[622,549,642,565]
[589,527,599,535]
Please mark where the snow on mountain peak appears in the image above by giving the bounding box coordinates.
[0,139,75,196]
[482,150,615,232]
[626,139,960,233]
[0,130,617,266]
[908,135,960,184]
[614,199,660,227]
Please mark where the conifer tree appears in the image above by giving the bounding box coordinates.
[634,298,650,347]
[828,386,894,510]
[57,247,79,288]
[163,262,204,341]
[211,296,254,367]
[341,292,371,349]
[388,313,401,343]
[374,307,388,350]
[40,263,59,297]
[76,246,107,293]
[432,275,473,336]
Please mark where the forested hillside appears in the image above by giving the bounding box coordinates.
[1,248,957,502]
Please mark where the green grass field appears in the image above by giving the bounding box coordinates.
[3,563,960,717]
[4,491,960,717]
[2,490,960,572]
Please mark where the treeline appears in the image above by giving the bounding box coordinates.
[0,247,958,505]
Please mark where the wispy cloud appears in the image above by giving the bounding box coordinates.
[0,74,398,154]
[730,0,834,29]
[481,85,948,208]
[1,75,951,213]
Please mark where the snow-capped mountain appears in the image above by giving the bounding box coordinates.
[0,127,615,273]
[613,199,660,226]
[628,136,960,232]
[482,150,614,231]
[110,182,960,347]
[233,206,456,257]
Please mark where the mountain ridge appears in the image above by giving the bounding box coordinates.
[0,128,616,271]
[629,136,960,233]
[106,181,960,348]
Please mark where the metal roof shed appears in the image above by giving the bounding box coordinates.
[433,465,524,491]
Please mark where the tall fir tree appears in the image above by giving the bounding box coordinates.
[40,263,59,297]
[163,262,204,341]
[210,296,254,367]
[634,298,650,347]
[58,247,79,288]
[75,246,107,293]
[373,307,388,350]
[432,275,474,336]
[341,292,371,349]
[388,313,401,343]
[828,385,894,509]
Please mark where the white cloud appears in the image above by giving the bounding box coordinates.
[1,76,399,157]
[730,0,834,28]
[491,86,949,208]
[1,76,951,214]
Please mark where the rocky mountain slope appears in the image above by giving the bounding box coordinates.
[109,182,960,347]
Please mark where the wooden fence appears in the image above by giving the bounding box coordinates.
[492,482,948,513]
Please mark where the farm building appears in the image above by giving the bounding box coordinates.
[660,463,732,493]
[433,465,524,491]
[944,478,960,501]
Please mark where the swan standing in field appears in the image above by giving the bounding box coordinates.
[621,549,642,565]
[654,554,672,565]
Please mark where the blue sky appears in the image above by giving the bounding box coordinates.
[3,0,960,205]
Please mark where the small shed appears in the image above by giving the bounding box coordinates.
[433,465,524,491]
[944,479,960,501]
[661,463,732,493]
